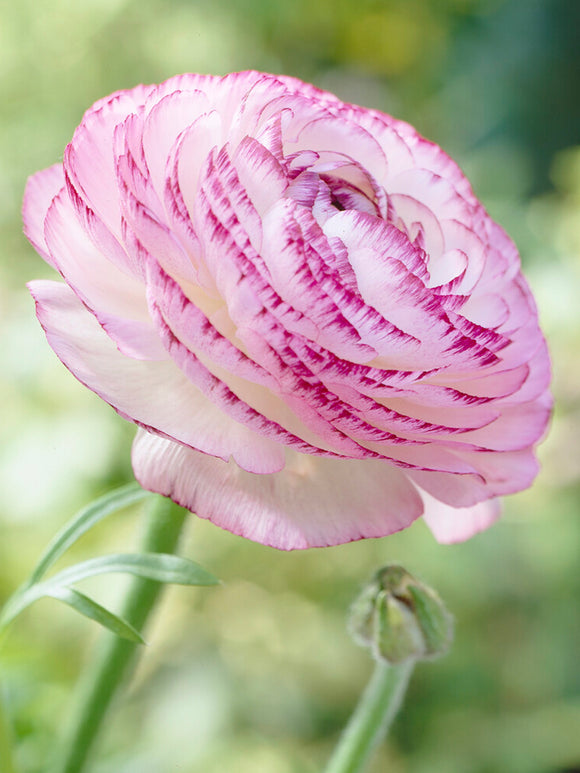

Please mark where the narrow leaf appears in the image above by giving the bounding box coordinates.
[0,553,217,633]
[29,483,152,585]
[49,553,219,588]
[46,587,145,643]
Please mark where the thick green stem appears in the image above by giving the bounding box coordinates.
[324,660,414,773]
[49,495,188,773]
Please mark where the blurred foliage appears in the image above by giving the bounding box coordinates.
[0,0,579,772]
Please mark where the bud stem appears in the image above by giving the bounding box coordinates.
[324,660,414,773]
[49,495,188,773]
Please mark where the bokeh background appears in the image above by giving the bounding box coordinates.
[1,0,579,771]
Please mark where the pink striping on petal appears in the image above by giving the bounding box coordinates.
[145,259,279,391]
[386,193,445,266]
[63,92,151,238]
[289,115,388,184]
[42,191,166,360]
[391,169,479,250]
[231,136,288,221]
[119,181,199,285]
[438,219,487,293]
[407,466,491,508]
[261,201,380,362]
[29,279,286,473]
[24,71,551,550]
[114,113,149,180]
[195,158,325,344]
[195,144,270,260]
[232,323,502,464]
[285,171,326,209]
[286,149,321,175]
[64,170,145,280]
[115,124,160,212]
[454,447,541,496]
[459,293,510,329]
[149,267,434,463]
[451,398,552,452]
[426,363,531,400]
[371,394,500,432]
[444,310,509,356]
[324,209,429,281]
[494,340,551,405]
[215,72,292,140]
[474,315,546,377]
[147,224,484,460]
[252,109,289,162]
[328,215,500,371]
[147,285,385,460]
[43,190,146,315]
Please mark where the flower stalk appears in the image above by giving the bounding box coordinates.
[324,660,414,773]
[49,495,188,773]
[0,681,18,773]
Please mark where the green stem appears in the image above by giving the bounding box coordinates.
[0,680,18,773]
[49,495,188,773]
[324,660,414,773]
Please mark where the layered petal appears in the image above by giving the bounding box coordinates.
[25,70,551,549]
[29,280,286,474]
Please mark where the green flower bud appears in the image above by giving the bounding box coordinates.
[349,565,453,665]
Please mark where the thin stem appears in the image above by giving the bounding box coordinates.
[0,679,18,773]
[324,660,414,773]
[49,495,188,773]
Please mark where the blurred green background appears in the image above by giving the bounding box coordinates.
[0,0,579,771]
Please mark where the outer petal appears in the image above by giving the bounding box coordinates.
[64,89,152,238]
[419,488,502,544]
[43,189,166,361]
[28,279,285,474]
[23,164,65,267]
[132,430,424,550]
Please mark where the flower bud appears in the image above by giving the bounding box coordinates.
[349,565,453,665]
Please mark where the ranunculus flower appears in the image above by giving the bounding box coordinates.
[24,71,551,549]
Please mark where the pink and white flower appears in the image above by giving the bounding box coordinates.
[24,71,551,549]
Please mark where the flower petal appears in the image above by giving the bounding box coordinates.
[23,164,65,267]
[420,489,502,544]
[28,279,285,474]
[132,430,424,550]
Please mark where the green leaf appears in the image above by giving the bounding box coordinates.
[50,553,219,588]
[29,483,153,585]
[45,587,146,643]
[0,553,218,632]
